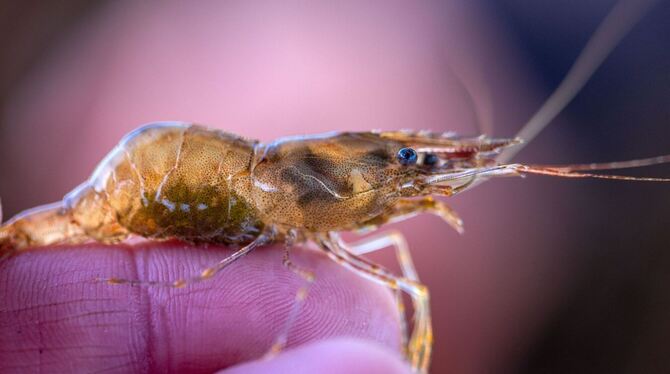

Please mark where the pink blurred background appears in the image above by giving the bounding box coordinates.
[1,1,669,373]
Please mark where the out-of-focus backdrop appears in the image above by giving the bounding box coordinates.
[0,1,668,373]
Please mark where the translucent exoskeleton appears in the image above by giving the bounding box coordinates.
[1,0,669,373]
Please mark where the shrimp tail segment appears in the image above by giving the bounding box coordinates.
[0,225,15,261]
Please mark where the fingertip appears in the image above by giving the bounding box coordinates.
[0,243,402,371]
[218,338,413,374]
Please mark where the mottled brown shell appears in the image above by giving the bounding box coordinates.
[84,123,264,244]
[250,133,403,232]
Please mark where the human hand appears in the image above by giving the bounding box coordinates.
[0,242,411,373]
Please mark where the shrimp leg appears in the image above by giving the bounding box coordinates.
[265,246,316,357]
[347,230,419,357]
[317,234,432,374]
[101,233,271,287]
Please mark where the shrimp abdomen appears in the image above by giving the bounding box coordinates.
[94,123,264,244]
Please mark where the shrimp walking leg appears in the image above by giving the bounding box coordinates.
[348,230,419,357]
[102,234,270,287]
[266,247,316,357]
[318,234,432,373]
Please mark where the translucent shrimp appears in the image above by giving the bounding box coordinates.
[1,0,669,373]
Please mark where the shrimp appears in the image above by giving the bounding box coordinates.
[1,124,668,372]
[0,0,668,373]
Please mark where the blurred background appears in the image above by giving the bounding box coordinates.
[0,0,668,373]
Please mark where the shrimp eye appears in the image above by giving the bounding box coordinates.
[397,147,418,165]
[423,153,439,166]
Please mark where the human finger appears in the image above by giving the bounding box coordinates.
[0,242,401,373]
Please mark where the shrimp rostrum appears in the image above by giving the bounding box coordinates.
[2,122,668,372]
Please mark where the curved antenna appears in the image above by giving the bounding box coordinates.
[498,0,660,163]
[443,63,493,136]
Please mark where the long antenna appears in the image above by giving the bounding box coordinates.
[529,154,670,172]
[498,0,660,163]
[513,164,670,182]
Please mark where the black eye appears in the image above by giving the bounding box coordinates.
[424,153,439,166]
[397,147,418,165]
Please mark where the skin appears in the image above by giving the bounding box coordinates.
[0,242,407,373]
